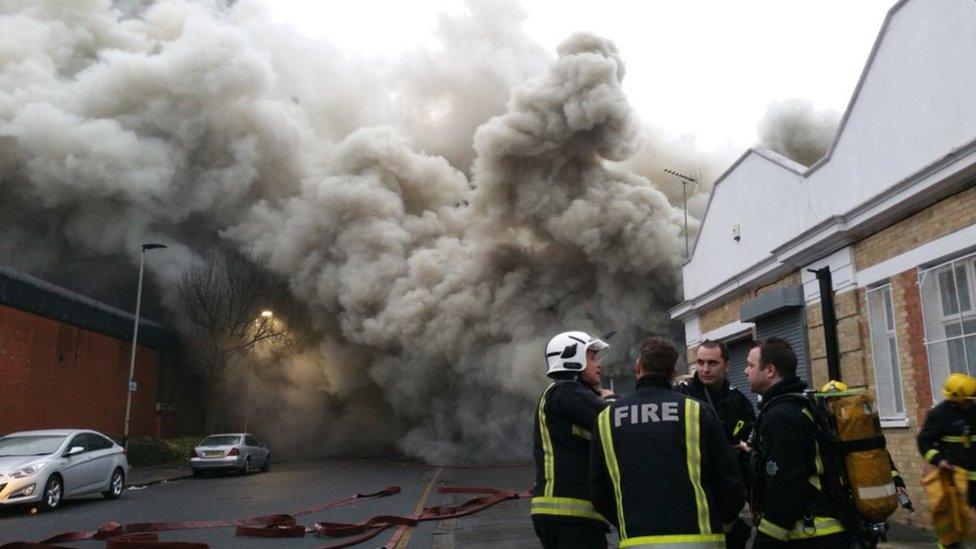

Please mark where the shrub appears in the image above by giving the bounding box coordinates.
[126,436,203,467]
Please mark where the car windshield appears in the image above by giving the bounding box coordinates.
[0,435,66,456]
[200,435,240,446]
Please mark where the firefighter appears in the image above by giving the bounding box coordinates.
[675,339,756,548]
[532,331,616,548]
[590,336,744,547]
[745,337,849,548]
[917,372,976,507]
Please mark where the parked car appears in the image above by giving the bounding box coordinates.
[190,433,270,476]
[0,429,129,511]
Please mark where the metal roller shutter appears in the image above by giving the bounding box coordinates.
[755,309,810,384]
[726,337,759,408]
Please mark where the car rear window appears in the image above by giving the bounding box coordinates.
[200,435,240,446]
[0,435,67,456]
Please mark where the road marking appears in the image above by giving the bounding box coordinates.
[389,466,443,549]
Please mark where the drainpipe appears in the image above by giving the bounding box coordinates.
[809,267,841,382]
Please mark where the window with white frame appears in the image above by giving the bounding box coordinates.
[866,285,905,419]
[918,252,976,402]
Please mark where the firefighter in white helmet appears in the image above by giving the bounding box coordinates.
[531,331,616,548]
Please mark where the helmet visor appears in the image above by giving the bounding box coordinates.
[586,336,609,352]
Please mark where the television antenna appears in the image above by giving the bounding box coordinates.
[664,168,699,258]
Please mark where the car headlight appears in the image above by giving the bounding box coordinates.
[9,465,42,478]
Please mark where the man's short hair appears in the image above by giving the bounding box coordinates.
[752,337,797,379]
[639,336,679,377]
[697,339,730,363]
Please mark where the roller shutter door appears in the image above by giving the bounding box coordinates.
[726,337,758,409]
[755,309,810,384]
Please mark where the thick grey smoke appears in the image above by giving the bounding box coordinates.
[758,98,841,167]
[0,0,805,462]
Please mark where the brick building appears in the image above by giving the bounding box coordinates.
[0,264,176,439]
[669,0,976,525]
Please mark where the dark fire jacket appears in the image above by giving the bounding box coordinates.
[531,373,612,527]
[590,376,744,546]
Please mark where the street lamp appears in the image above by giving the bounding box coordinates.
[123,243,167,446]
[244,310,273,432]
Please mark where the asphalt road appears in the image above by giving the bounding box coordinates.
[0,459,537,548]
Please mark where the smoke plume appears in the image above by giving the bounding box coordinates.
[0,0,818,462]
[758,98,841,167]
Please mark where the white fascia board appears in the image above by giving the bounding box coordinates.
[856,223,976,288]
[801,247,856,303]
[684,315,702,347]
[677,144,976,320]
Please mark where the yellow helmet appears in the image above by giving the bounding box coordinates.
[943,373,976,402]
[820,380,849,392]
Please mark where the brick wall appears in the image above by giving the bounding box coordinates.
[854,184,976,270]
[0,304,159,438]
[806,290,869,391]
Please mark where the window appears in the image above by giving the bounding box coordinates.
[866,285,905,420]
[919,253,976,402]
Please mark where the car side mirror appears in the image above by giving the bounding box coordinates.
[65,446,85,457]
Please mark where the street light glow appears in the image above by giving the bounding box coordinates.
[261,310,274,318]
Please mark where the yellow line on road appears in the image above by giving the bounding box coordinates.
[393,466,443,549]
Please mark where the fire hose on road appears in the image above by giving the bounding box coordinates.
[0,484,533,549]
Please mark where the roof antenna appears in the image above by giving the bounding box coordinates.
[664,169,699,258]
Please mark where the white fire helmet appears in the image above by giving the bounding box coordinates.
[545,331,610,376]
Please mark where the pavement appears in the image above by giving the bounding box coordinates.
[0,460,942,548]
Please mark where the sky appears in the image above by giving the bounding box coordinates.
[265,0,897,154]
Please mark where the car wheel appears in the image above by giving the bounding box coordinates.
[40,475,63,511]
[103,468,125,499]
[241,456,251,476]
[192,469,203,477]
[260,454,271,473]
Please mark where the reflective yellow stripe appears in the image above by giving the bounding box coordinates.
[538,383,556,497]
[759,517,845,541]
[732,420,745,437]
[968,471,976,481]
[941,435,976,443]
[599,407,627,538]
[810,440,824,490]
[530,496,609,524]
[925,449,940,462]
[801,408,814,422]
[571,424,592,441]
[758,519,791,541]
[685,399,710,534]
[619,533,724,547]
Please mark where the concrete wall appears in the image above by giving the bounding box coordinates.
[0,303,159,438]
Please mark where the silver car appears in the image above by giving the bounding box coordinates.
[0,429,129,511]
[190,433,270,476]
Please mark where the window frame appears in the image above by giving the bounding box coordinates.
[919,252,976,405]
[865,283,908,425]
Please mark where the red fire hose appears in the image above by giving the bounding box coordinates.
[0,485,532,548]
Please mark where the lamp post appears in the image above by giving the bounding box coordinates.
[243,310,273,432]
[123,243,167,446]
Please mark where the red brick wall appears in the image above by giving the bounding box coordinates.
[896,269,934,423]
[0,304,159,438]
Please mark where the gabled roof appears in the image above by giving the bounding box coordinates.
[672,0,976,318]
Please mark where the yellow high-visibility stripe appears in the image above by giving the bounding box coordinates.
[599,407,627,538]
[685,400,710,534]
[925,449,940,462]
[940,435,976,442]
[758,517,844,541]
[571,424,592,441]
[619,533,724,547]
[732,420,745,437]
[810,440,824,490]
[530,496,609,524]
[538,383,556,497]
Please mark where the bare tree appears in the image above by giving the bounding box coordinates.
[176,248,290,432]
